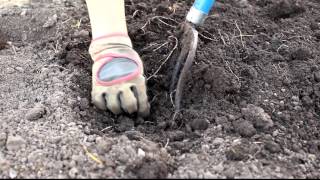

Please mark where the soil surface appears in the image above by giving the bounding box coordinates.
[0,0,320,178]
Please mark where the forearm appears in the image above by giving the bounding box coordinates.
[85,0,128,39]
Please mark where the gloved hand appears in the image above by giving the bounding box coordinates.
[89,34,150,117]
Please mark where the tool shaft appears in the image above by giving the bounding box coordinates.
[186,0,216,25]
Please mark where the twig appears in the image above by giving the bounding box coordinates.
[234,21,255,48]
[225,60,240,82]
[218,29,226,45]
[101,126,112,132]
[153,42,169,52]
[199,33,216,41]
[82,144,103,165]
[234,21,245,48]
[170,90,176,108]
[132,10,140,19]
[277,44,289,53]
[140,16,179,32]
[147,36,178,81]
[164,138,170,149]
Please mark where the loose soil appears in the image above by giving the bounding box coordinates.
[0,0,319,178]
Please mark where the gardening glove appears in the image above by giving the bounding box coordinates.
[89,33,150,117]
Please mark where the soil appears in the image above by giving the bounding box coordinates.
[0,0,320,178]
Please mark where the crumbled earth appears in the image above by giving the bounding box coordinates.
[0,0,320,178]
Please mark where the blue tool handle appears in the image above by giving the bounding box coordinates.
[193,0,216,15]
[186,0,216,25]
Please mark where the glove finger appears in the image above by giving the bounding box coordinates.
[92,92,107,110]
[105,92,122,115]
[119,88,138,114]
[132,83,150,117]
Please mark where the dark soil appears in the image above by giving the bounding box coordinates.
[0,0,319,178]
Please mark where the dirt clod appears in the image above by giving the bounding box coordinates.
[189,118,209,131]
[0,30,7,50]
[6,135,26,151]
[269,0,305,19]
[233,119,257,138]
[265,141,281,154]
[126,157,168,179]
[241,104,274,130]
[25,104,46,121]
[226,145,249,161]
[290,47,312,61]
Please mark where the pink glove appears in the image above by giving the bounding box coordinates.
[89,33,150,117]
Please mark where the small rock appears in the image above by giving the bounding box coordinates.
[6,67,15,74]
[68,167,79,178]
[301,96,313,106]
[291,96,299,102]
[20,9,27,16]
[203,171,218,179]
[265,141,281,153]
[314,71,320,82]
[138,148,146,157]
[310,21,319,31]
[15,67,24,72]
[27,150,45,163]
[73,30,89,38]
[9,168,17,179]
[6,135,26,151]
[0,132,6,147]
[43,14,58,28]
[25,104,46,121]
[315,30,320,40]
[167,131,185,142]
[125,130,143,141]
[212,138,224,146]
[215,116,228,125]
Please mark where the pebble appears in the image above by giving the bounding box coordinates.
[138,148,146,157]
[212,138,224,146]
[6,135,26,151]
[43,14,58,28]
[68,167,79,178]
[6,67,15,74]
[15,67,24,72]
[0,132,6,146]
[291,96,299,102]
[314,71,320,82]
[73,30,89,38]
[9,168,17,179]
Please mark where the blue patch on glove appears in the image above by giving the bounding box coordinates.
[98,58,138,82]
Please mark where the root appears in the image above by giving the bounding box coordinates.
[147,36,178,81]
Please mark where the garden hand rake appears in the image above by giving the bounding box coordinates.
[170,0,216,114]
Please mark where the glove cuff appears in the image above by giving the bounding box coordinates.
[89,33,133,61]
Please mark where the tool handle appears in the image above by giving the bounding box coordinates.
[186,0,216,26]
